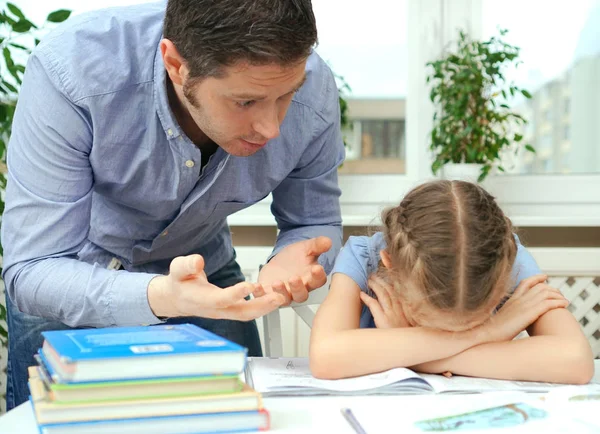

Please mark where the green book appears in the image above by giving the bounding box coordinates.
[34,365,243,404]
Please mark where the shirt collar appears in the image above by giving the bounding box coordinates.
[153,42,183,140]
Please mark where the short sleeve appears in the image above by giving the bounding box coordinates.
[510,234,542,289]
[331,236,372,293]
[496,234,544,312]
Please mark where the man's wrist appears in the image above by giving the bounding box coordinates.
[147,275,177,319]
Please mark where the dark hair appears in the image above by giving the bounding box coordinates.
[381,180,517,321]
[164,0,318,79]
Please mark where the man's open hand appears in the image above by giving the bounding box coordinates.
[148,254,287,321]
[258,236,332,305]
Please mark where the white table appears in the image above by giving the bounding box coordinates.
[2,362,599,434]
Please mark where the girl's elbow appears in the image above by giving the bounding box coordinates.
[565,343,595,385]
[309,342,345,380]
[571,354,595,385]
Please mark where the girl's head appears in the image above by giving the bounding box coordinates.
[380,180,517,331]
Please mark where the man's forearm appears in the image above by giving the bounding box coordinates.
[412,336,594,384]
[5,257,160,327]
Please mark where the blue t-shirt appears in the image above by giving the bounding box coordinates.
[331,232,542,328]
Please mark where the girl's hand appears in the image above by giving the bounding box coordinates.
[481,274,568,343]
[359,275,410,329]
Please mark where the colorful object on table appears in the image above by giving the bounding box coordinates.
[415,403,547,431]
[341,407,368,434]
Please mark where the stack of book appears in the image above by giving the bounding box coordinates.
[28,323,270,433]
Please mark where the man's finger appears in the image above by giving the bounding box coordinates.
[272,280,292,305]
[210,281,254,308]
[305,236,332,257]
[252,283,266,298]
[170,255,205,281]
[302,265,327,291]
[288,276,309,304]
[220,292,287,322]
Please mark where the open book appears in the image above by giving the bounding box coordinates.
[245,357,600,397]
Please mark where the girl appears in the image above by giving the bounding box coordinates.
[310,180,593,383]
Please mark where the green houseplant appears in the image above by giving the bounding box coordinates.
[426,29,535,182]
[0,4,71,346]
[334,72,352,149]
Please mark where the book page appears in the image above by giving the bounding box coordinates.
[422,372,600,394]
[247,357,429,394]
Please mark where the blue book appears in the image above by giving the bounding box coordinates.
[40,324,247,383]
[33,404,270,434]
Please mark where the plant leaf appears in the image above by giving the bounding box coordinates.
[6,2,25,20]
[2,80,17,93]
[3,47,14,68]
[521,89,532,99]
[47,9,72,23]
[9,42,28,51]
[12,19,34,33]
[525,144,536,153]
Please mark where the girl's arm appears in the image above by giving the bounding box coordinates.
[309,273,491,379]
[412,306,594,384]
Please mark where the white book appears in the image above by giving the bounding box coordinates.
[245,357,600,397]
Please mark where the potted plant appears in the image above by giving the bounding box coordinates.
[426,29,535,182]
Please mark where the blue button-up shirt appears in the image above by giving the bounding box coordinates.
[2,2,344,327]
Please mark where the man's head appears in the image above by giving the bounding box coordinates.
[161,0,318,156]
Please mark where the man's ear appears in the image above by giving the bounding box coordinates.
[380,250,392,269]
[160,38,188,86]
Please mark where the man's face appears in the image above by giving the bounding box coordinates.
[181,61,307,157]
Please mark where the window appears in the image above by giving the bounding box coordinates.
[483,0,600,175]
[312,0,409,174]
[341,118,406,174]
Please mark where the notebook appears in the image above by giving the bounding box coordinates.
[35,409,270,434]
[28,368,260,424]
[40,323,247,383]
[245,357,600,396]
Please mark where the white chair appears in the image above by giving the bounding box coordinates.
[234,246,329,357]
[261,279,329,357]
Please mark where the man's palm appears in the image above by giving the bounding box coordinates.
[258,236,331,305]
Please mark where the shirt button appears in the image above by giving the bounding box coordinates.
[185,160,195,168]
[161,230,168,237]
[167,128,174,137]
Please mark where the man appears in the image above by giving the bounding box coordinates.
[2,0,344,409]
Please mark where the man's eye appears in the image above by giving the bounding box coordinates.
[237,100,255,108]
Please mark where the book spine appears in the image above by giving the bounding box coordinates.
[258,408,271,431]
